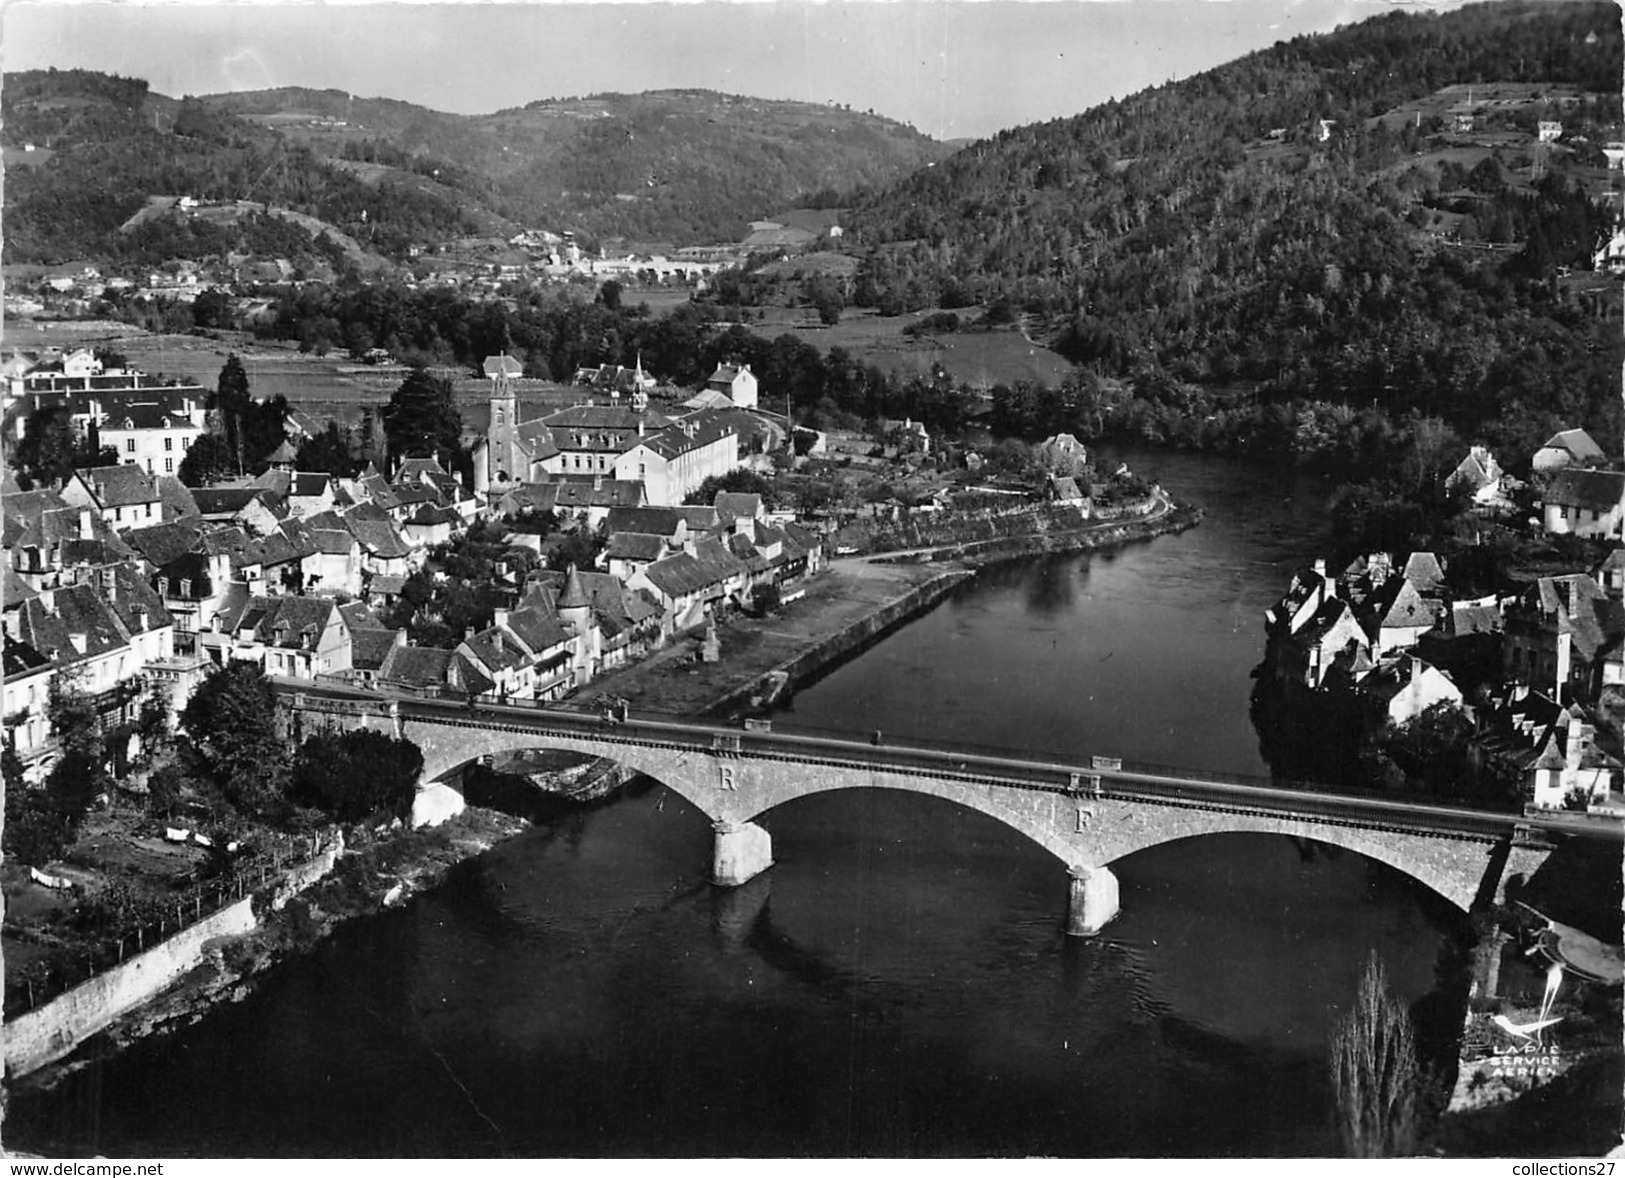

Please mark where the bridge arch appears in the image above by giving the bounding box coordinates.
[1095,825,1484,914]
[288,698,1518,933]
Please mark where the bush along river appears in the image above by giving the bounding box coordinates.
[7,449,1475,1157]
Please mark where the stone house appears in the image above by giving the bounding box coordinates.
[1541,468,1624,539]
[1355,654,1464,727]
[1532,428,1607,473]
[62,465,162,531]
[1527,710,1616,811]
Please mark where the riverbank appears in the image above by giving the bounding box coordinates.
[569,501,1200,721]
[8,806,528,1094]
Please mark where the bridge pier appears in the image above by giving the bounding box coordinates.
[1066,865,1119,936]
[713,819,774,887]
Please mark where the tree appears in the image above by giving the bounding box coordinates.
[383,368,463,466]
[216,354,252,475]
[5,681,112,865]
[180,661,290,816]
[685,468,777,508]
[1331,952,1420,1158]
[296,422,360,479]
[289,729,423,822]
[13,404,117,489]
[177,433,238,487]
[597,279,623,312]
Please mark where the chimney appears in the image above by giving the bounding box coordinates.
[68,632,87,655]
[494,608,510,630]
[594,473,603,492]
[683,538,697,558]
[78,509,93,540]
[134,607,148,632]
[638,418,646,438]
[1566,713,1586,773]
[1312,558,1327,578]
[2,609,18,641]
[39,589,56,618]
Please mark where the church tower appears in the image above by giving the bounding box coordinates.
[482,353,523,489]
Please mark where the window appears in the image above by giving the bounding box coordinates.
[165,458,174,473]
[125,438,136,453]
[496,408,505,425]
[180,578,192,598]
[164,437,173,451]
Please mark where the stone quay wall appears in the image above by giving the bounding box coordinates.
[6,833,344,1080]
[4,896,256,1079]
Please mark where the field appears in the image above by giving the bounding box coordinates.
[750,307,1077,389]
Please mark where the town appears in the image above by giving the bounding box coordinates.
[2,0,1623,1162]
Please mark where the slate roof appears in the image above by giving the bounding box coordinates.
[1401,552,1447,592]
[369,574,407,596]
[1538,429,1607,463]
[640,538,747,599]
[714,492,763,523]
[96,401,199,432]
[460,625,530,673]
[605,532,669,563]
[557,565,592,610]
[235,595,339,649]
[1366,577,1441,633]
[338,601,386,631]
[630,411,737,461]
[605,506,688,538]
[289,472,330,498]
[155,475,201,521]
[75,464,158,508]
[3,634,51,681]
[121,520,206,571]
[500,604,571,655]
[104,563,173,634]
[395,457,448,483]
[350,628,404,672]
[378,644,455,688]
[1447,603,1503,637]
[548,479,645,510]
[1544,468,1625,512]
[407,504,461,526]
[192,487,282,519]
[343,511,412,558]
[4,567,39,607]
[15,583,130,667]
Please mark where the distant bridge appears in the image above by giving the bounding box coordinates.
[283,687,1613,935]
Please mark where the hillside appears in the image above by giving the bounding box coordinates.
[201,87,949,245]
[2,76,946,266]
[0,72,468,268]
[848,0,1625,457]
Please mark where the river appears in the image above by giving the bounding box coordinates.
[7,449,1467,1157]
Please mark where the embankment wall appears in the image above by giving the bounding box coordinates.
[6,834,344,1079]
[707,569,970,716]
[4,897,256,1078]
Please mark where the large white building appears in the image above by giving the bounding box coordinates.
[615,412,740,507]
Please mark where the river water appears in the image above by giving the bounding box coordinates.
[8,450,1467,1158]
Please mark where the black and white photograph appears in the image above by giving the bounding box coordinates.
[0,0,1621,1161]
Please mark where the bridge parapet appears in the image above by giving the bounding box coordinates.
[285,692,1557,930]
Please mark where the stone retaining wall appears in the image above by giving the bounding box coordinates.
[4,896,256,1078]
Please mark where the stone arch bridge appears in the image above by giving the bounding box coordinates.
[286,690,1570,935]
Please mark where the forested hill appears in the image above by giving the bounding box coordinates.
[0,72,948,266]
[848,0,1624,454]
[200,87,950,244]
